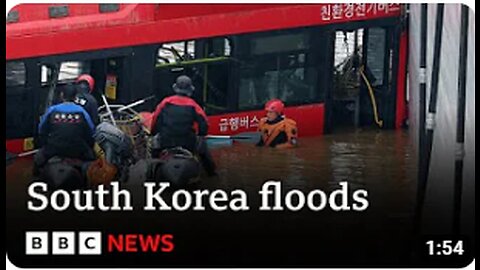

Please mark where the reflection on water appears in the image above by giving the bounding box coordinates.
[6,128,419,265]
[208,129,415,199]
[185,128,418,229]
[7,128,417,213]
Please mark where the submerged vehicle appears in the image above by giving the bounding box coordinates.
[6,4,408,187]
[6,3,408,158]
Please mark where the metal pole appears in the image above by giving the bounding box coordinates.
[414,4,429,234]
[102,94,117,126]
[417,4,445,231]
[424,4,444,175]
[453,5,469,235]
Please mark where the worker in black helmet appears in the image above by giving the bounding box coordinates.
[151,75,217,176]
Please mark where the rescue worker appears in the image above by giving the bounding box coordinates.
[33,84,96,175]
[74,74,99,125]
[257,99,298,149]
[151,75,217,176]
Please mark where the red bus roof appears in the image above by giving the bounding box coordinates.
[6,4,402,60]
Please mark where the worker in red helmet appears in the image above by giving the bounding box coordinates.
[257,99,298,149]
[74,74,99,125]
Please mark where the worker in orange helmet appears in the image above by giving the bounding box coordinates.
[257,99,298,149]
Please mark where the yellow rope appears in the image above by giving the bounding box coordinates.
[359,66,383,128]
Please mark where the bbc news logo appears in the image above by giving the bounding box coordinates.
[25,231,175,255]
[26,232,101,255]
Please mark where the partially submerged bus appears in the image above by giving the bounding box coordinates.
[6,4,408,153]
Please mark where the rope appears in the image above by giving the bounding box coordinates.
[359,66,383,128]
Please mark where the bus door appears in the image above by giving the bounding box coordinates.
[329,24,400,130]
[34,55,131,137]
[90,46,158,108]
[37,49,140,108]
[90,57,126,103]
[360,26,399,129]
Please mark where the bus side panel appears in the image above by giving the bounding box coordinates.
[207,103,325,137]
[6,139,27,154]
[7,4,401,60]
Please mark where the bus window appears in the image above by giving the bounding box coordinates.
[331,29,363,127]
[39,61,90,113]
[366,28,386,86]
[6,61,26,87]
[156,38,230,66]
[41,61,88,85]
[238,30,320,110]
[251,33,308,55]
[200,62,229,115]
[154,37,233,115]
[155,42,192,102]
[196,38,231,114]
[6,61,34,139]
[223,39,231,56]
[204,37,231,57]
[157,40,195,65]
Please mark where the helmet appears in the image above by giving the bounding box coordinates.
[76,74,95,93]
[265,99,285,115]
[172,75,195,96]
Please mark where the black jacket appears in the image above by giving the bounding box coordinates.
[75,92,99,126]
[38,102,95,158]
[151,95,208,151]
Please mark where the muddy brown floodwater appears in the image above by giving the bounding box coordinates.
[7,128,420,266]
[210,128,415,194]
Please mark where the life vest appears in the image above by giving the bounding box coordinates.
[257,116,298,148]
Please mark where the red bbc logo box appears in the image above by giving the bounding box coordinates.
[25,232,102,255]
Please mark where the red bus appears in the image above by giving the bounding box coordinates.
[6,4,408,154]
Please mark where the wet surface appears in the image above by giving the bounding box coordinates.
[205,128,416,211]
[7,126,416,203]
[215,127,414,187]
[7,128,421,266]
